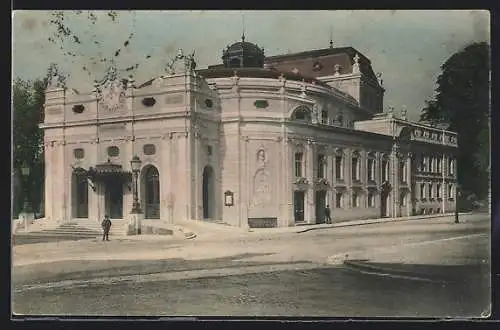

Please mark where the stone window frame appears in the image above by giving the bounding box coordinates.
[436,183,442,199]
[367,190,376,208]
[381,153,390,182]
[335,190,344,208]
[316,153,327,179]
[72,104,85,114]
[143,144,156,156]
[428,183,434,200]
[367,152,376,182]
[291,106,313,123]
[399,160,407,183]
[294,151,304,178]
[351,190,359,208]
[73,148,85,159]
[107,146,120,158]
[334,148,344,181]
[448,183,455,200]
[142,97,157,107]
[420,182,426,200]
[351,150,361,182]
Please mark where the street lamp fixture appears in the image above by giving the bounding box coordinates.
[20,162,32,214]
[130,156,142,214]
[454,184,461,224]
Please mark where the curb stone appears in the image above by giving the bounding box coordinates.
[295,212,474,233]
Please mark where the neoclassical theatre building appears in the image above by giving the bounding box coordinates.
[41,36,459,229]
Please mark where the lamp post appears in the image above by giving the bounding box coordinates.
[130,156,142,214]
[129,156,142,236]
[20,162,32,232]
[454,184,461,224]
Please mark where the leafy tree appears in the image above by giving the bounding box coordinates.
[420,42,490,200]
[46,10,154,82]
[13,78,46,217]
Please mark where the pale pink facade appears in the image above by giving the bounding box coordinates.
[40,44,459,230]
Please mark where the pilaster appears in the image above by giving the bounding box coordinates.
[305,139,314,223]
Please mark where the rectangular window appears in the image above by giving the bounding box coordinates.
[437,158,442,173]
[335,192,343,208]
[449,158,455,175]
[335,156,343,180]
[352,191,359,207]
[420,183,426,199]
[399,162,406,183]
[321,110,328,124]
[428,183,433,199]
[294,152,303,177]
[368,191,375,207]
[317,154,326,178]
[382,159,389,182]
[367,159,375,181]
[352,157,359,181]
[207,145,213,156]
[437,184,441,199]
[449,184,455,200]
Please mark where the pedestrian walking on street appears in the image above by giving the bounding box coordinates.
[324,205,332,224]
[101,215,112,241]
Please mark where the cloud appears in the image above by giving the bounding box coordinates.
[12,10,490,120]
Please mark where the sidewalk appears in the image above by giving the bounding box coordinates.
[248,212,474,234]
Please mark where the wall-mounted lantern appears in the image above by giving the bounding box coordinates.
[224,190,234,207]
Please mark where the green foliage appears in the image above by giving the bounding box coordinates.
[13,77,45,216]
[420,42,490,200]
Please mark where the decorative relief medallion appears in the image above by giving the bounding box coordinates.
[96,65,125,112]
[251,169,272,207]
[257,148,267,168]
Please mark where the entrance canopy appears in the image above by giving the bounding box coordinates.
[87,160,132,182]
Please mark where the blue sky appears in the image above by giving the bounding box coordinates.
[12,10,489,121]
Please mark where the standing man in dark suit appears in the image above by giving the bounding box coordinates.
[101,215,112,241]
[324,205,332,224]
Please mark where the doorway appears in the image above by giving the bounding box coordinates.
[315,190,326,224]
[72,168,88,218]
[104,178,123,219]
[143,165,160,219]
[202,166,215,220]
[293,191,305,222]
[381,190,389,218]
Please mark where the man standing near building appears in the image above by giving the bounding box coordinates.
[101,215,112,241]
[325,205,332,224]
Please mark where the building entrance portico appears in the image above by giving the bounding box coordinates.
[104,178,123,219]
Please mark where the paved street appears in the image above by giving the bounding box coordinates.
[12,214,491,317]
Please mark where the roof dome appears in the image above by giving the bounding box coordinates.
[222,35,265,68]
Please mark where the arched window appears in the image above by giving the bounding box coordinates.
[291,106,312,122]
[142,165,160,219]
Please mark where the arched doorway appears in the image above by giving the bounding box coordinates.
[142,165,160,219]
[202,165,215,220]
[72,168,88,218]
